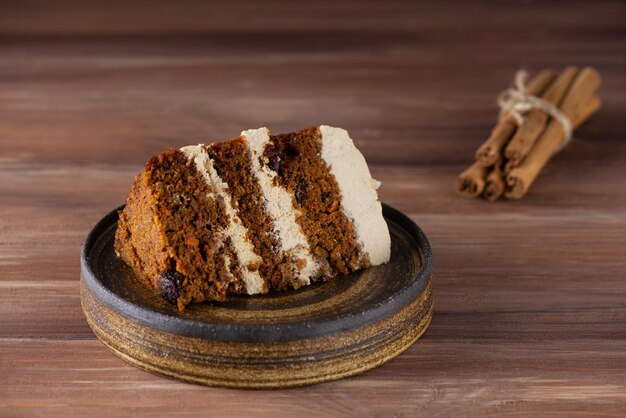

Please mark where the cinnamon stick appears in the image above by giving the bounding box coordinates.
[455,161,489,198]
[475,120,516,167]
[474,69,556,167]
[561,67,602,123]
[483,162,506,201]
[504,66,579,167]
[506,67,601,199]
[506,94,601,199]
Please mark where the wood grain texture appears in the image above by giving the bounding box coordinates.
[1,0,625,416]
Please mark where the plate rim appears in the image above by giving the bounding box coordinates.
[81,203,432,343]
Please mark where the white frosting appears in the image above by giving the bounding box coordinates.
[180,145,265,294]
[242,127,320,287]
[319,125,391,265]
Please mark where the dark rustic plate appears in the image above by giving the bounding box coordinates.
[80,203,433,389]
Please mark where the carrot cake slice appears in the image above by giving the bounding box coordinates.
[114,126,390,310]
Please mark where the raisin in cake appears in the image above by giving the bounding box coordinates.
[115,126,390,310]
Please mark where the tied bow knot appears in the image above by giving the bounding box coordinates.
[497,70,573,151]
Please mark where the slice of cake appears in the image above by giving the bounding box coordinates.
[115,126,390,310]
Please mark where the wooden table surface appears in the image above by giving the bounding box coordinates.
[2,1,625,416]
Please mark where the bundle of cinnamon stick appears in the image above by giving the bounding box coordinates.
[456,66,601,201]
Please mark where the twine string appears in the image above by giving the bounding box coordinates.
[497,70,573,151]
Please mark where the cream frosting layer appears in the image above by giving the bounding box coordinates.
[180,145,265,295]
[242,127,321,287]
[319,125,391,265]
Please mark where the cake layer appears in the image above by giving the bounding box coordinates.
[319,126,390,265]
[243,127,320,289]
[264,127,364,277]
[115,149,241,310]
[180,145,265,295]
[207,137,286,291]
